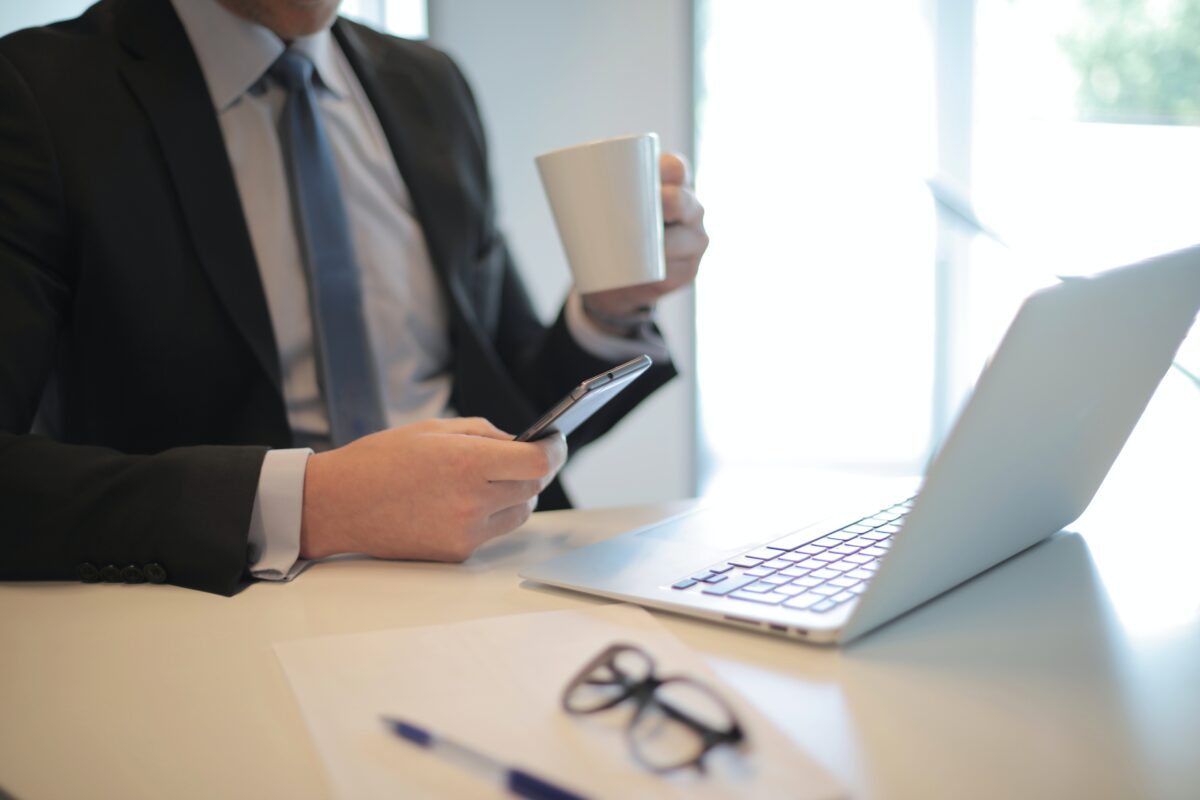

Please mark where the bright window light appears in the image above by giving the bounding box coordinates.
[695,0,937,497]
[340,0,427,39]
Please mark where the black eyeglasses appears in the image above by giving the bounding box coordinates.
[561,643,746,774]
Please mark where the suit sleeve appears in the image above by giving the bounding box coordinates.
[437,54,678,452]
[0,51,264,596]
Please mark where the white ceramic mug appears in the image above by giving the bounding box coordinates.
[535,132,666,294]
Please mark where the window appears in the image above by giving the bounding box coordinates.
[339,0,427,38]
[695,1,938,497]
[971,0,1200,373]
[695,0,1200,498]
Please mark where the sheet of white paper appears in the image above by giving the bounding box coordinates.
[274,604,844,799]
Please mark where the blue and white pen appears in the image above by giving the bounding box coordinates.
[382,716,589,800]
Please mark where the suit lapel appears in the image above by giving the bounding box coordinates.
[332,21,475,309]
[115,0,282,392]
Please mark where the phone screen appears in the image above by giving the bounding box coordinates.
[516,355,653,442]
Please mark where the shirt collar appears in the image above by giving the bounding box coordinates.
[169,0,349,113]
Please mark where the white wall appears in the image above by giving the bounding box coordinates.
[428,0,698,507]
[0,0,93,36]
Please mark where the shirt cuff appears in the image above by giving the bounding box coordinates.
[247,448,312,581]
[565,290,670,363]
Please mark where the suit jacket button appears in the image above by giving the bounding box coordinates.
[144,563,167,584]
[121,565,146,584]
[99,564,122,583]
[77,563,101,583]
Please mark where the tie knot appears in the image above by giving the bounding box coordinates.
[269,49,315,92]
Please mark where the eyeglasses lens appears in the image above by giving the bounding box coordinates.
[564,646,654,713]
[629,679,736,771]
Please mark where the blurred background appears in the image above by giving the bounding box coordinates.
[6,0,1198,508]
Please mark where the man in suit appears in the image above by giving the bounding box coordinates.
[0,0,707,594]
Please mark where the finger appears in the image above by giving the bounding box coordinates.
[435,416,513,440]
[585,283,666,309]
[468,434,566,481]
[663,225,709,273]
[482,496,538,540]
[661,184,703,227]
[482,478,542,513]
[538,432,568,479]
[659,153,691,187]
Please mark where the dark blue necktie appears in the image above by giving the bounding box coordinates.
[270,49,385,446]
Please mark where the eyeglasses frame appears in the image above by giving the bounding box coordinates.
[561,642,746,774]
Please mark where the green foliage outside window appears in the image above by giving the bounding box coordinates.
[1060,0,1200,125]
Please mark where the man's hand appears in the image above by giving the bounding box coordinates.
[299,417,567,562]
[581,153,708,331]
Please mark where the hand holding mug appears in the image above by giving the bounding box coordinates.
[582,153,707,327]
[537,134,708,335]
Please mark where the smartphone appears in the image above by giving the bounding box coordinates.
[515,355,653,442]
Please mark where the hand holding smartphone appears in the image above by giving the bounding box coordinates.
[515,355,653,442]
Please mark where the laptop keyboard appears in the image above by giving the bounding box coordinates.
[670,498,914,614]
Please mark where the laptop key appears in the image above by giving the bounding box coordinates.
[672,579,697,590]
[775,584,806,596]
[761,574,792,586]
[793,576,822,588]
[746,547,783,560]
[783,592,823,610]
[703,574,728,585]
[779,567,811,578]
[701,573,759,596]
[709,564,734,574]
[690,571,714,582]
[845,554,873,564]
[757,526,831,551]
[862,546,886,557]
[729,590,789,605]
[810,568,839,580]
[798,559,827,569]
[830,545,859,555]
[849,583,867,594]
[812,599,837,612]
[727,557,761,568]
[830,577,859,588]
[776,551,810,563]
[811,585,840,596]
[847,568,874,580]
[761,558,792,569]
[833,591,855,603]
[743,566,776,577]
[742,581,776,593]
[828,530,857,541]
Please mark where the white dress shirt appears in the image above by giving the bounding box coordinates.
[169,0,667,580]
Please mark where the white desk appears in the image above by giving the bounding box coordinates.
[3,375,1199,799]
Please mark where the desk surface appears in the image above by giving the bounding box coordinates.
[3,376,1199,799]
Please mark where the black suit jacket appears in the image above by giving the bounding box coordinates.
[0,0,674,594]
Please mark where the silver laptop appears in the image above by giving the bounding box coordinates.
[521,246,1200,644]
